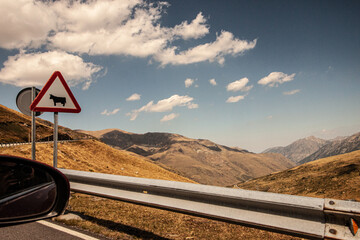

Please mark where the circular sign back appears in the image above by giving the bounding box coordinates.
[16,87,43,117]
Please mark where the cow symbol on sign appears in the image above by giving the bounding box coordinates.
[50,94,66,106]
[30,71,81,113]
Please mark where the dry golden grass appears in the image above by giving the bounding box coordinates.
[1,140,301,240]
[238,150,360,201]
[147,142,294,186]
[62,193,300,240]
[0,104,88,143]
[0,140,193,182]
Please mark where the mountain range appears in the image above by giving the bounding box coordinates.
[299,132,360,164]
[263,133,360,164]
[262,136,329,163]
[81,129,295,186]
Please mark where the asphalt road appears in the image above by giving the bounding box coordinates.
[0,220,107,240]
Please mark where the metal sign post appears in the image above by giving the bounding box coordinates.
[16,87,42,160]
[53,112,58,168]
[31,87,36,160]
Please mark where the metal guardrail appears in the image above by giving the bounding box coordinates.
[0,142,29,147]
[60,168,360,240]
[0,140,84,148]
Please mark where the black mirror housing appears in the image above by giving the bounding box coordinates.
[0,155,70,225]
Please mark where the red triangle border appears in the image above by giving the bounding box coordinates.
[30,71,81,113]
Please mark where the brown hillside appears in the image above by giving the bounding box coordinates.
[237,150,360,201]
[84,129,295,186]
[0,104,89,143]
[0,139,192,182]
[80,128,133,139]
[151,141,294,186]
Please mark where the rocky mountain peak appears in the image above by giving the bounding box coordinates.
[263,136,329,163]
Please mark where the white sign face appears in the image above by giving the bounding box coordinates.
[36,77,76,109]
[30,71,81,113]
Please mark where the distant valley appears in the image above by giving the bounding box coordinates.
[81,129,295,186]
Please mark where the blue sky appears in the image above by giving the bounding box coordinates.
[0,0,359,152]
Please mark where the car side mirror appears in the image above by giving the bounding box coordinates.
[0,155,70,225]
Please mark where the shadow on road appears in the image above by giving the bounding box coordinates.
[66,210,171,240]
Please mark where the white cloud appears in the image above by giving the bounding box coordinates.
[0,0,257,88]
[127,94,197,120]
[226,95,245,103]
[47,0,241,66]
[173,12,209,40]
[0,0,56,49]
[209,78,217,86]
[51,0,140,33]
[160,113,179,122]
[126,93,141,101]
[101,108,120,116]
[154,31,257,66]
[187,103,199,109]
[0,0,256,71]
[48,3,254,65]
[49,0,170,58]
[283,89,300,95]
[258,72,296,87]
[0,51,102,89]
[227,77,253,92]
[185,78,194,88]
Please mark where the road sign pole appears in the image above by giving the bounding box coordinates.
[53,112,58,168]
[31,87,36,160]
[28,71,81,167]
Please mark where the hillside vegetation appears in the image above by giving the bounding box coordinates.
[83,129,295,186]
[0,104,88,143]
[0,140,192,182]
[238,150,360,201]
[1,141,299,240]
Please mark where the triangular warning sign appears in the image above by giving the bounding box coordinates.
[30,71,81,113]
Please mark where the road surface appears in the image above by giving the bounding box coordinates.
[0,220,107,240]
